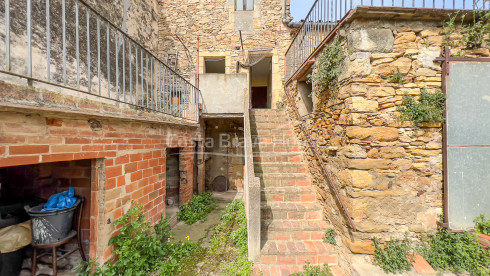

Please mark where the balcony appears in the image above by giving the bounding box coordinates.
[285,0,489,83]
[0,0,201,122]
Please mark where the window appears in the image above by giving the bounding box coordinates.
[236,0,253,11]
[205,58,226,74]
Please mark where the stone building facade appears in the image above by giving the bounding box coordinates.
[284,8,489,273]
[158,0,296,191]
[158,0,294,107]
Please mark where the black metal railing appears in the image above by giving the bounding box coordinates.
[1,0,201,122]
[285,0,489,82]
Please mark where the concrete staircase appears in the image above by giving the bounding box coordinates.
[250,109,343,276]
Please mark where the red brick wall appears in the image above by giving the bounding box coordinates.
[0,110,202,261]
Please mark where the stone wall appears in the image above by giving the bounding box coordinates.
[285,13,489,272]
[0,81,203,262]
[158,0,294,107]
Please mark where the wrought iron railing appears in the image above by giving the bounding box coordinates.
[0,0,200,122]
[285,0,489,82]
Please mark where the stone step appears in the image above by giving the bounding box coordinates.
[257,174,311,187]
[251,128,294,134]
[253,264,345,276]
[261,186,317,202]
[261,202,323,220]
[261,219,329,232]
[260,240,336,258]
[254,154,303,163]
[261,228,326,242]
[253,144,300,153]
[254,162,307,174]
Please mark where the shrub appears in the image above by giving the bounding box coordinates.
[308,38,345,100]
[397,88,446,125]
[323,228,337,245]
[373,236,413,274]
[419,228,490,275]
[292,263,333,276]
[475,214,490,236]
[177,192,216,225]
[76,205,198,276]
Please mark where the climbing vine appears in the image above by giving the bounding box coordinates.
[443,8,490,49]
[308,38,346,100]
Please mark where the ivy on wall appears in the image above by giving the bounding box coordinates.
[308,38,346,100]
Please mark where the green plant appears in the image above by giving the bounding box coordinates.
[177,192,216,225]
[276,100,286,110]
[389,68,405,84]
[373,236,413,274]
[397,88,446,125]
[209,199,252,276]
[444,8,490,49]
[308,38,345,100]
[475,214,490,235]
[76,205,198,276]
[323,228,337,245]
[419,228,490,275]
[291,263,333,276]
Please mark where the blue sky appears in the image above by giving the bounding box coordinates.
[290,0,316,21]
[289,0,486,22]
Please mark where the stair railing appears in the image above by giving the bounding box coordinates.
[284,87,357,232]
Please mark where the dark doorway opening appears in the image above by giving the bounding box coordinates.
[250,57,272,109]
[165,148,180,219]
[252,87,268,108]
[193,142,199,195]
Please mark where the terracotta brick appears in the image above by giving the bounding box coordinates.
[106,178,117,190]
[115,155,130,165]
[74,152,99,159]
[42,153,75,163]
[46,118,63,127]
[411,254,436,274]
[65,137,91,144]
[130,153,142,162]
[277,256,296,265]
[0,146,5,155]
[131,170,143,182]
[0,155,40,167]
[51,145,81,153]
[28,136,63,144]
[10,145,49,155]
[82,145,104,151]
[106,165,123,179]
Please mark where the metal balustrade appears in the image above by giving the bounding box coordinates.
[1,0,201,122]
[285,0,489,82]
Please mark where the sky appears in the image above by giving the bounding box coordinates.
[290,0,317,22]
[289,0,487,22]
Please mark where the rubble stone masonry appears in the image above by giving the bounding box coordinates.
[158,0,294,107]
[285,13,489,271]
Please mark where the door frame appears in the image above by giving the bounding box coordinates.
[436,46,490,230]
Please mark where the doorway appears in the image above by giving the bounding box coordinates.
[165,148,180,218]
[250,57,272,109]
[193,142,199,195]
[445,61,490,230]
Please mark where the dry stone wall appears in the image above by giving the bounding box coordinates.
[285,16,489,268]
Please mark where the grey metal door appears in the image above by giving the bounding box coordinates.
[447,62,490,230]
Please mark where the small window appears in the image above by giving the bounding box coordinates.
[205,58,226,74]
[236,0,253,11]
